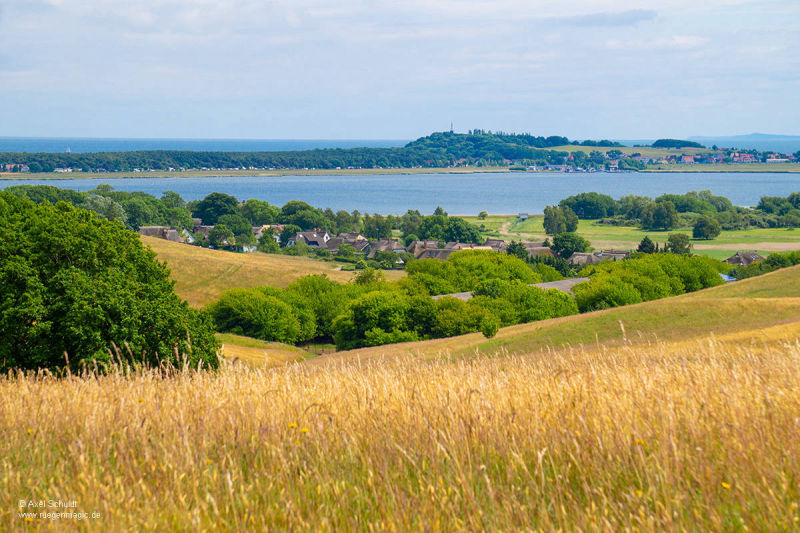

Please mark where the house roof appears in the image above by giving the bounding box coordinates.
[724,251,765,266]
[367,239,406,258]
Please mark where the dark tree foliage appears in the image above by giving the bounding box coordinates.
[192,192,239,225]
[651,139,705,149]
[693,215,722,240]
[506,241,528,260]
[0,192,219,372]
[637,236,657,253]
[641,201,680,231]
[559,192,617,219]
[551,232,591,259]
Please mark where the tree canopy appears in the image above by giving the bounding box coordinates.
[0,192,219,372]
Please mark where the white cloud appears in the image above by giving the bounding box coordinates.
[0,0,797,137]
[605,35,710,50]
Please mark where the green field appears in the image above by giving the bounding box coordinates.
[463,214,800,260]
[550,144,713,157]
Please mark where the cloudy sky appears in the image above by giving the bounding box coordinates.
[1,0,797,140]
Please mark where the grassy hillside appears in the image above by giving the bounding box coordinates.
[216,333,312,367]
[3,265,799,530]
[142,236,358,307]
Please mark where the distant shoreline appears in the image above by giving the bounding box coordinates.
[1,163,799,181]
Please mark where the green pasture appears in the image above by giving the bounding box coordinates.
[465,214,800,259]
[549,144,712,157]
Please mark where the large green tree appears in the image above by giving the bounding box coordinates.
[641,201,679,231]
[0,193,219,371]
[193,192,239,225]
[692,215,721,240]
[543,205,579,234]
[551,232,591,259]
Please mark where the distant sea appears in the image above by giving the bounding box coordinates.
[0,137,409,154]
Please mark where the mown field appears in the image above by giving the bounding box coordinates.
[467,214,800,260]
[2,267,799,531]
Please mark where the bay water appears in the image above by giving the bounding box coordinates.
[1,172,798,215]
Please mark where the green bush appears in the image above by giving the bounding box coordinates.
[574,254,724,312]
[206,289,306,344]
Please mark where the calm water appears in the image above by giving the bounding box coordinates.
[0,137,408,153]
[1,172,798,214]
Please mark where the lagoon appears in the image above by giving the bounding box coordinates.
[1,172,798,214]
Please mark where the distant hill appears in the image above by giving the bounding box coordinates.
[688,133,800,152]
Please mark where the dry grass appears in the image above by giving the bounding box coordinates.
[4,263,800,531]
[3,327,800,531]
[141,236,356,307]
[216,333,311,368]
[142,236,405,308]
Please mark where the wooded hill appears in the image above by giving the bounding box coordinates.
[0,131,623,172]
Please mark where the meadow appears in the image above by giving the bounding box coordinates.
[467,214,800,260]
[2,266,799,531]
[141,236,357,308]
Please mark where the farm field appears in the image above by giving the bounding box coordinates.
[142,236,404,308]
[3,266,799,531]
[466,214,800,260]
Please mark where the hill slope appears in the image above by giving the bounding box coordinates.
[141,236,356,307]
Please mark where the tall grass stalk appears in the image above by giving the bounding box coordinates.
[2,337,799,531]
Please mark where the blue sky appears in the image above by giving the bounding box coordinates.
[1,0,797,140]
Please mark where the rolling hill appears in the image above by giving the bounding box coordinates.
[141,236,357,307]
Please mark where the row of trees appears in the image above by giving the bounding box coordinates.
[0,132,637,172]
[555,190,800,234]
[6,184,195,231]
[727,250,800,280]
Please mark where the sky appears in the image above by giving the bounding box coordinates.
[0,0,798,140]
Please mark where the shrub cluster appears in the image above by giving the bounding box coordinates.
[207,251,579,350]
[573,253,725,312]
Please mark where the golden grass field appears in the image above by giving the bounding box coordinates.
[142,236,405,308]
[141,236,354,307]
[2,266,800,530]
